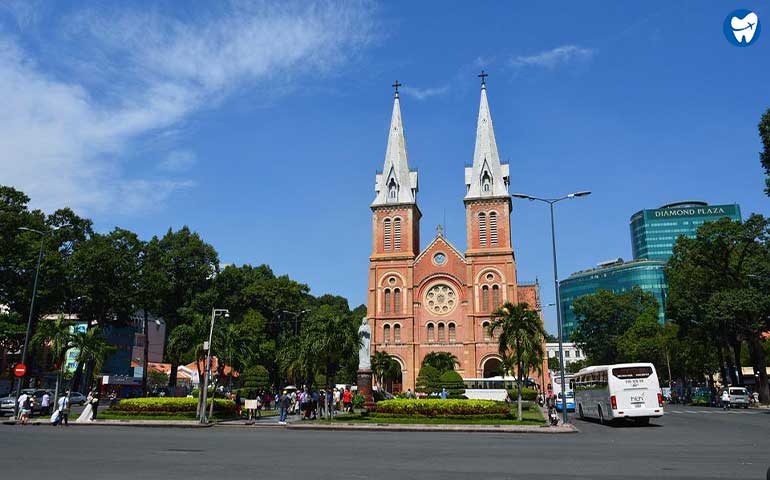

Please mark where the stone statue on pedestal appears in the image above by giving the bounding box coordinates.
[358,318,371,370]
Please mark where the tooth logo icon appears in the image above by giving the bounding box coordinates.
[724,9,761,47]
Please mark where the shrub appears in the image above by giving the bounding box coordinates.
[439,370,466,398]
[375,399,509,417]
[416,365,441,394]
[507,387,538,401]
[111,397,235,414]
[353,393,365,409]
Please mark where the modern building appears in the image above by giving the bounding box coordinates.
[546,342,585,366]
[630,201,742,261]
[366,78,548,392]
[560,258,667,340]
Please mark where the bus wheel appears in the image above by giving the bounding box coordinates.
[598,406,605,425]
[578,404,585,420]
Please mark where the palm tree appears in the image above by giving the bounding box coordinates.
[421,351,458,373]
[490,302,546,421]
[32,315,74,407]
[371,351,401,390]
[71,327,116,393]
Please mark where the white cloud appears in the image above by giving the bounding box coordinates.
[401,85,450,101]
[159,150,197,172]
[510,45,595,69]
[0,1,376,215]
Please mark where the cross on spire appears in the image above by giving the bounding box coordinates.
[392,80,402,97]
[436,224,444,236]
[478,70,488,86]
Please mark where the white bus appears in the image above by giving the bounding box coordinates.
[573,363,664,425]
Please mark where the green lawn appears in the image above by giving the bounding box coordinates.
[330,407,544,426]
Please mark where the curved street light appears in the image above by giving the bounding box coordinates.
[512,191,591,424]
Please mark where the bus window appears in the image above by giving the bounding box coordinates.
[612,366,653,379]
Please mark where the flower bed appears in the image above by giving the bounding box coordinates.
[375,399,509,417]
[111,397,235,415]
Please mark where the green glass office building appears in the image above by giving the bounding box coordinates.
[630,201,742,261]
[560,259,667,340]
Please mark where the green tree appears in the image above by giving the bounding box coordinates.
[421,351,458,373]
[31,315,74,406]
[667,215,770,401]
[566,359,588,375]
[547,356,561,372]
[371,350,401,389]
[490,302,546,421]
[759,108,770,195]
[416,365,440,394]
[241,365,270,390]
[71,327,115,389]
[142,227,219,387]
[571,288,660,365]
[439,370,466,398]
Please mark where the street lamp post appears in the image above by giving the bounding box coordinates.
[512,191,591,424]
[200,308,229,424]
[14,225,66,418]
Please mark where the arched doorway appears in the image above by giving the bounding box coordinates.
[482,356,502,378]
[385,356,404,394]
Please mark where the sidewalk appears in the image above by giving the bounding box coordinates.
[284,422,577,433]
[2,419,211,428]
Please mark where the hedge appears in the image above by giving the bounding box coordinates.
[111,397,236,414]
[439,371,466,398]
[507,387,538,401]
[375,399,509,417]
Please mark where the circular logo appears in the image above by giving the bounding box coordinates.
[433,252,447,266]
[724,9,761,47]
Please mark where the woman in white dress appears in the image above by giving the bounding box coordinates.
[76,392,94,423]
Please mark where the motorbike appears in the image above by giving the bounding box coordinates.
[548,404,559,426]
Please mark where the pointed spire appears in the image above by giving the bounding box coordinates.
[373,84,418,206]
[465,72,509,200]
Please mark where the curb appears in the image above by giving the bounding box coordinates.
[2,420,213,428]
[283,422,578,434]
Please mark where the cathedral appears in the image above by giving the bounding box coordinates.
[366,76,547,392]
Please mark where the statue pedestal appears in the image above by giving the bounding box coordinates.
[356,369,376,411]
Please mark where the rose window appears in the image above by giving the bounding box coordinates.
[425,284,457,315]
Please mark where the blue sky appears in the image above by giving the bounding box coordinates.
[2,1,769,334]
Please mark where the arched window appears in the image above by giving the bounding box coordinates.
[492,285,500,309]
[383,219,392,251]
[478,213,487,247]
[483,321,491,342]
[394,324,401,343]
[438,323,446,342]
[393,218,401,251]
[384,289,391,314]
[393,288,401,313]
[427,323,435,342]
[482,172,491,193]
[448,323,456,343]
[489,211,498,246]
[383,324,391,343]
[388,179,397,200]
[481,285,489,312]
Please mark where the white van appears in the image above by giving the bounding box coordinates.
[573,363,664,425]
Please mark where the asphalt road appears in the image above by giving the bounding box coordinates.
[0,404,767,480]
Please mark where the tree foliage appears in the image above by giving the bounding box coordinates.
[759,108,770,196]
[421,351,458,373]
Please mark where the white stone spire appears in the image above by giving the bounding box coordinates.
[373,87,418,206]
[465,76,509,200]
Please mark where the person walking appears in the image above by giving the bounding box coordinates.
[255,393,263,419]
[342,387,352,413]
[17,392,32,425]
[56,392,70,426]
[721,389,731,411]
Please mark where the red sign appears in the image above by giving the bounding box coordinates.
[13,364,26,377]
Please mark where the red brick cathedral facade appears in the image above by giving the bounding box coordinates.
[367,80,547,392]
